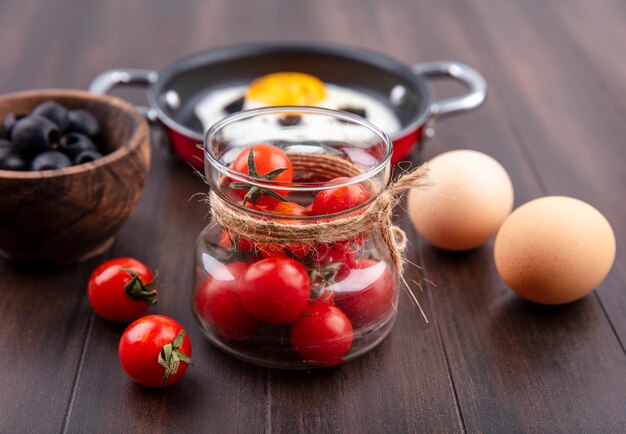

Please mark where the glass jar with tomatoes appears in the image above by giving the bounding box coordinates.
[193,107,399,369]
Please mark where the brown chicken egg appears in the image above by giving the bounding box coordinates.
[408,149,514,251]
[494,196,616,304]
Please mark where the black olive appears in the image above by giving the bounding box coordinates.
[30,150,72,171]
[67,109,100,137]
[59,132,97,158]
[0,138,14,150]
[74,149,103,165]
[32,101,70,131]
[224,96,244,114]
[278,115,302,126]
[1,112,28,138]
[11,115,59,158]
[339,106,367,119]
[0,147,26,171]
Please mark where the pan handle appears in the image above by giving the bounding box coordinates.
[412,61,486,119]
[89,68,159,120]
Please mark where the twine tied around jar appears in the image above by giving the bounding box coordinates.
[201,153,433,321]
[207,154,431,276]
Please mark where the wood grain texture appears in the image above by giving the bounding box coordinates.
[0,0,624,433]
[0,258,97,433]
[461,0,626,347]
[370,0,626,431]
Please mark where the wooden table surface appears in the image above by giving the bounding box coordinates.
[1,1,625,433]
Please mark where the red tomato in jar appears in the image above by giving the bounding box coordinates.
[193,262,261,340]
[311,177,370,215]
[333,259,395,327]
[314,288,336,304]
[219,230,256,252]
[231,144,293,207]
[312,239,360,268]
[257,242,314,260]
[87,257,157,323]
[119,315,193,388]
[240,256,310,324]
[270,201,309,217]
[230,199,269,213]
[290,301,353,363]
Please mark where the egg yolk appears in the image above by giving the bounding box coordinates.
[246,72,326,106]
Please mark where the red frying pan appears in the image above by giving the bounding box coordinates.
[90,43,486,168]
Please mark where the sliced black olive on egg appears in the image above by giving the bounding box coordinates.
[338,106,367,119]
[223,96,244,114]
[278,115,302,126]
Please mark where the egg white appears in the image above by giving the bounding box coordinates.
[194,83,401,138]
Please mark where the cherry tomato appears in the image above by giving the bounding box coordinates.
[312,240,360,268]
[223,198,268,213]
[231,143,293,207]
[220,230,312,261]
[240,256,310,324]
[119,315,193,388]
[87,257,157,323]
[258,242,313,260]
[333,259,395,327]
[290,301,353,363]
[219,230,256,252]
[270,201,309,217]
[314,288,336,304]
[311,177,370,215]
[193,262,261,340]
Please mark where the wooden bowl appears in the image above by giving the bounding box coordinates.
[0,89,150,264]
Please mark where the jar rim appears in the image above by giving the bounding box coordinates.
[204,106,393,193]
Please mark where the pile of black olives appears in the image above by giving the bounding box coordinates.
[0,101,106,171]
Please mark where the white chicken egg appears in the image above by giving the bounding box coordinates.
[408,150,515,251]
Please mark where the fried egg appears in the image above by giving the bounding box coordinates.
[194,72,401,137]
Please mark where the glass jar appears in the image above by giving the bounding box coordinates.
[193,106,399,369]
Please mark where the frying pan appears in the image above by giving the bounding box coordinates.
[89,43,486,167]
